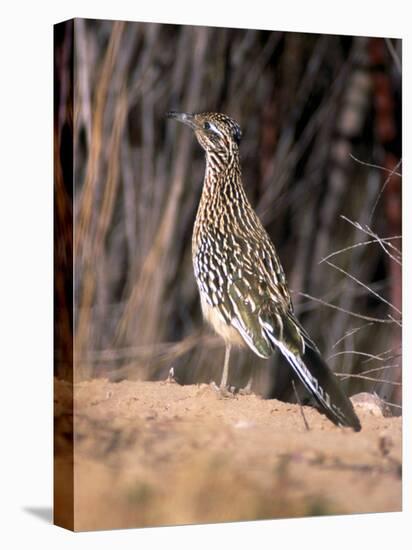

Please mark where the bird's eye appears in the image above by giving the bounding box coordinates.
[233,127,242,145]
[203,121,211,130]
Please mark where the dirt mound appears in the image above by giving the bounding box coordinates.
[54,379,401,531]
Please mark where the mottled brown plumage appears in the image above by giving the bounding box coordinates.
[167,110,361,431]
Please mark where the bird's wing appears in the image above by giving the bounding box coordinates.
[194,227,295,358]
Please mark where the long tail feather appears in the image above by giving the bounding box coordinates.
[268,335,361,430]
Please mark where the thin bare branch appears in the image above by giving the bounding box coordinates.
[370,158,403,222]
[337,217,402,269]
[324,260,402,316]
[340,216,401,252]
[335,373,401,386]
[319,236,402,265]
[361,347,401,364]
[292,380,310,431]
[387,314,402,328]
[382,400,402,410]
[349,153,402,177]
[354,365,400,376]
[331,323,373,349]
[327,350,389,362]
[297,292,397,324]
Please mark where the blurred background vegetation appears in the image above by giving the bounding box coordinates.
[54,19,402,410]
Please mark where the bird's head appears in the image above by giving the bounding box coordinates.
[166,111,242,156]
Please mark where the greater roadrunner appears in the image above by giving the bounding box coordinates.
[167,111,361,431]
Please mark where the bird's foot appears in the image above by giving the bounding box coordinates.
[164,367,176,384]
[238,378,254,396]
[238,386,253,396]
[209,381,237,399]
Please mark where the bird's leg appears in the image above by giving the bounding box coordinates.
[220,343,231,389]
[210,344,236,398]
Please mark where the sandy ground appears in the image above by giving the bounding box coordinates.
[54,378,402,531]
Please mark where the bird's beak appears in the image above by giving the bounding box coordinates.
[166,111,197,130]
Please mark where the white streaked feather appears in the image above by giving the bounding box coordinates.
[263,330,348,425]
[231,317,269,359]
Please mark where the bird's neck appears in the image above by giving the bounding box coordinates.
[193,149,251,250]
[203,149,242,200]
